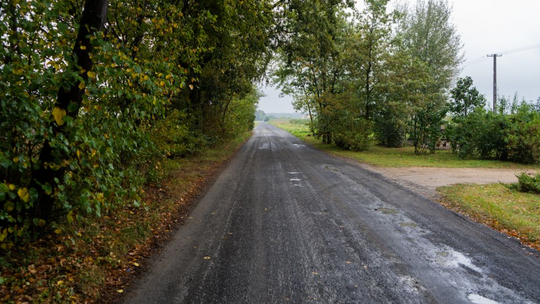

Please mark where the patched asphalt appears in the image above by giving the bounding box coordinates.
[123,123,540,304]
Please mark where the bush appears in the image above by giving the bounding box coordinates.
[449,102,540,163]
[333,118,372,151]
[152,109,207,158]
[516,172,540,194]
[507,106,540,164]
[374,113,407,148]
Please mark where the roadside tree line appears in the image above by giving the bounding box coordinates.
[274,0,464,154]
[0,0,283,245]
[274,0,540,165]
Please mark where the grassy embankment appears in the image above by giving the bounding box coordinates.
[270,119,540,250]
[0,131,251,303]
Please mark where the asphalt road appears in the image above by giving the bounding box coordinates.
[123,123,540,304]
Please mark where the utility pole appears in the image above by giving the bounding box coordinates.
[487,54,502,112]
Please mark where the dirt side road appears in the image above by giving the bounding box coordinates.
[357,165,533,199]
[122,123,540,304]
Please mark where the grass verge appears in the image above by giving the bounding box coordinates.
[438,184,540,251]
[0,131,252,304]
[270,119,540,169]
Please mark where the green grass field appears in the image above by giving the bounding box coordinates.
[270,119,540,169]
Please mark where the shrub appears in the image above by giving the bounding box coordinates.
[374,115,407,148]
[333,118,372,151]
[507,105,540,164]
[516,172,540,194]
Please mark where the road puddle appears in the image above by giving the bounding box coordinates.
[468,294,499,304]
[434,248,482,272]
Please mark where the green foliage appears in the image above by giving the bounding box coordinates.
[450,101,540,163]
[449,76,486,117]
[152,110,207,159]
[410,103,448,154]
[274,0,462,155]
[374,114,407,148]
[255,110,267,121]
[507,106,540,164]
[516,172,540,194]
[446,76,487,154]
[0,0,269,245]
[330,99,372,151]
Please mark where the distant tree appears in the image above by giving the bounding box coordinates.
[255,110,267,121]
[449,76,486,117]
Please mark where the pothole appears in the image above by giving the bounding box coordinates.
[375,207,399,215]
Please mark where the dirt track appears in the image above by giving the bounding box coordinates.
[360,165,536,198]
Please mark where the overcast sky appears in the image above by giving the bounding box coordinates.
[258,0,540,113]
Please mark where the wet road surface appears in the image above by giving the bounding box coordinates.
[123,123,540,304]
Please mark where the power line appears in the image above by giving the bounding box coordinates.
[462,56,490,68]
[499,43,540,56]
[463,43,540,68]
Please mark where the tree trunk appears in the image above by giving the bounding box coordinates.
[32,0,109,221]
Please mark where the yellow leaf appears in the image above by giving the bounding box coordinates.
[132,262,140,267]
[159,81,165,87]
[0,229,7,242]
[17,188,29,203]
[8,184,15,190]
[80,45,86,50]
[117,289,124,293]
[13,157,19,163]
[87,71,96,78]
[57,280,64,286]
[76,150,81,159]
[67,210,74,224]
[96,193,104,202]
[52,107,66,126]
[189,84,194,90]
[78,81,86,90]
[203,256,211,260]
[54,228,62,234]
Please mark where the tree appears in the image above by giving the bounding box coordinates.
[446,76,486,153]
[0,0,271,244]
[449,76,486,117]
[274,0,352,144]
[398,0,464,154]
